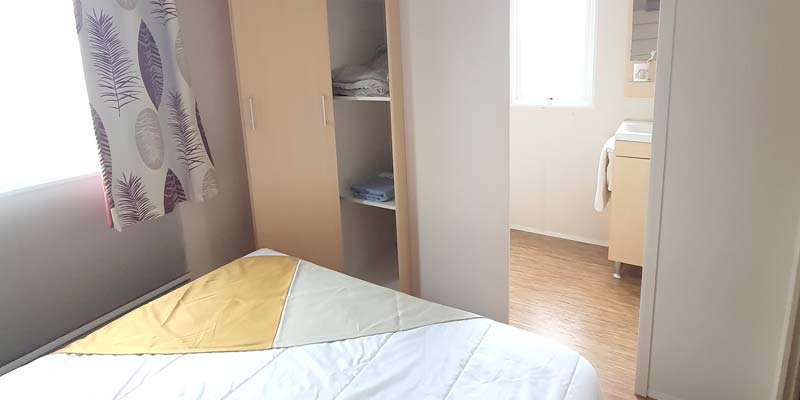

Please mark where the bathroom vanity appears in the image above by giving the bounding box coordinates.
[609,121,652,277]
[609,0,660,275]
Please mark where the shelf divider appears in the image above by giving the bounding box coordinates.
[341,194,396,211]
[333,96,390,102]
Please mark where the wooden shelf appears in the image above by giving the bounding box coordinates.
[333,96,390,102]
[341,194,396,211]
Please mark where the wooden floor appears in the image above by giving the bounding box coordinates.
[509,230,644,400]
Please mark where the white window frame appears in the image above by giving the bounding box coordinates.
[511,0,599,108]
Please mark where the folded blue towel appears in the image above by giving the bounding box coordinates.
[351,191,389,202]
[351,175,395,202]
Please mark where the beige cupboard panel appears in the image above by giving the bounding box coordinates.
[229,0,344,271]
[608,156,651,267]
[385,0,412,294]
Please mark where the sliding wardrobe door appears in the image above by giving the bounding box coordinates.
[229,0,343,270]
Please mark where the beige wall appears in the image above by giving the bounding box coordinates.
[510,0,654,245]
[0,176,187,369]
[176,0,254,278]
[400,0,510,322]
[646,0,800,398]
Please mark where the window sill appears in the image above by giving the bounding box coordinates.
[0,173,101,200]
[511,102,595,110]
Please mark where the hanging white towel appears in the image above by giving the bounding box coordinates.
[594,136,616,212]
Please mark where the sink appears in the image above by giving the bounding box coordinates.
[615,120,653,143]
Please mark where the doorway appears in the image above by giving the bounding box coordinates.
[508,0,665,398]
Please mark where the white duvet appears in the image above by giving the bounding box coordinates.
[0,249,601,399]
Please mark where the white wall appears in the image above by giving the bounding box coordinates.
[400,0,510,322]
[510,0,654,245]
[646,0,800,399]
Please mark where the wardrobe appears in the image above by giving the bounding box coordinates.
[228,0,411,293]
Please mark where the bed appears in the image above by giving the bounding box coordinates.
[0,249,600,399]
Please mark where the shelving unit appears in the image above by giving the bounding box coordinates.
[334,96,390,102]
[327,0,408,292]
[341,194,396,211]
[230,0,409,292]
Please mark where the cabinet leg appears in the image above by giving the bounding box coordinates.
[613,262,622,279]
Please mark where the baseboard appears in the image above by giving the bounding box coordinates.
[0,273,190,377]
[647,389,686,400]
[510,224,609,247]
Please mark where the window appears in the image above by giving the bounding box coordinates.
[511,0,598,107]
[0,2,98,194]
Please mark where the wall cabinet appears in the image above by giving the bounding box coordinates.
[624,0,657,98]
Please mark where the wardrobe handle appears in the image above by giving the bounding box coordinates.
[247,96,256,130]
[321,95,328,127]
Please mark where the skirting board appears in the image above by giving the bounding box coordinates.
[0,273,190,377]
[510,224,609,247]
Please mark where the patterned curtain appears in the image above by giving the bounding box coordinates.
[73,0,218,230]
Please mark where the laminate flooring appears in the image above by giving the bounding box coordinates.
[509,230,646,400]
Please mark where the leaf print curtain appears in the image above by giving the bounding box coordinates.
[73,0,218,230]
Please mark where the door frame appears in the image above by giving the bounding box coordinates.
[773,219,800,399]
[633,0,676,395]
[634,2,800,398]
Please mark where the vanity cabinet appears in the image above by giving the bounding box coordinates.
[608,141,651,268]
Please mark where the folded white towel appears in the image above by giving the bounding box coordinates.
[332,45,389,97]
[594,136,615,212]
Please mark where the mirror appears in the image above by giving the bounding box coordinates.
[630,0,660,61]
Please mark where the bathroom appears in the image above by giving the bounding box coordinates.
[508,0,658,398]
